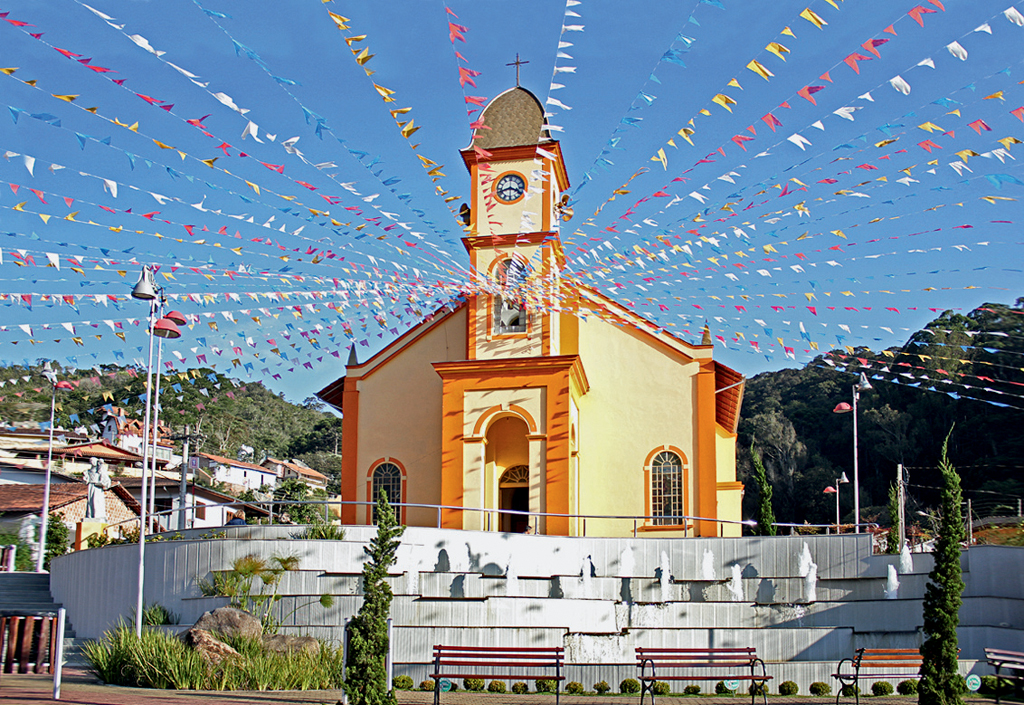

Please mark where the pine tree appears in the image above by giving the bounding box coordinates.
[344,490,405,705]
[918,430,966,705]
[750,440,776,536]
[886,483,901,554]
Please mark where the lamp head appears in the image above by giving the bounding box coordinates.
[153,317,181,339]
[833,402,853,414]
[164,310,187,326]
[823,486,837,494]
[838,472,850,484]
[131,268,157,300]
[856,372,873,392]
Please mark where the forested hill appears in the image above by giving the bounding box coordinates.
[738,299,1024,528]
[0,363,343,487]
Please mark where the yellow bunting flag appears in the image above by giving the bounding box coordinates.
[373,84,396,102]
[765,42,790,60]
[800,8,827,28]
[52,94,78,102]
[746,59,774,80]
[712,94,737,112]
[327,11,350,30]
[651,148,668,169]
[677,127,695,145]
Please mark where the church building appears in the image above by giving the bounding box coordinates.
[317,86,745,537]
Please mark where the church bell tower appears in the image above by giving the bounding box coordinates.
[458,86,573,360]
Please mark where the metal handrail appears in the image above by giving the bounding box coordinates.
[94,497,875,538]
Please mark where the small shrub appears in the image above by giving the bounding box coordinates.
[871,681,894,696]
[464,678,485,692]
[621,678,642,694]
[653,681,671,696]
[512,682,529,694]
[979,676,1006,695]
[537,679,556,693]
[420,680,435,691]
[488,680,507,693]
[294,524,346,540]
[779,681,799,696]
[716,681,736,695]
[393,675,414,690]
[138,602,180,626]
[566,681,585,694]
[683,684,701,695]
[594,680,611,694]
[749,682,768,696]
[809,681,832,696]
[841,684,860,697]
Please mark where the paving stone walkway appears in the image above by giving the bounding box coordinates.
[0,671,999,705]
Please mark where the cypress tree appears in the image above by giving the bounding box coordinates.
[344,490,405,705]
[750,440,777,536]
[886,483,901,554]
[918,430,966,705]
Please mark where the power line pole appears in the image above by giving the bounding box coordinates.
[897,463,907,549]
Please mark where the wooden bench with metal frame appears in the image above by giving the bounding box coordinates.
[636,647,771,705]
[986,648,1024,704]
[430,644,564,705]
[833,648,923,705]
[0,609,68,699]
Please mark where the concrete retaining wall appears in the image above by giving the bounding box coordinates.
[49,527,1024,691]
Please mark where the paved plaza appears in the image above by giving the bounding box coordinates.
[0,670,999,705]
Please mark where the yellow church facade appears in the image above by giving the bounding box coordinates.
[318,87,744,538]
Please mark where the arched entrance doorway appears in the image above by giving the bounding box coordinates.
[485,415,530,533]
[499,465,530,533]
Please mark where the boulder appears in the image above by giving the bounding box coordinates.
[183,628,239,665]
[262,633,320,655]
[191,606,262,640]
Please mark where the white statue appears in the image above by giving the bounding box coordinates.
[84,457,112,521]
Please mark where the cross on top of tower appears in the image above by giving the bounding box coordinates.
[506,53,529,86]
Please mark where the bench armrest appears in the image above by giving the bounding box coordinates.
[638,657,656,681]
[833,657,858,681]
[751,657,769,681]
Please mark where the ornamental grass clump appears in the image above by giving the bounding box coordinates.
[82,623,344,691]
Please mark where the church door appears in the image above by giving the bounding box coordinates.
[499,465,531,533]
[485,415,531,532]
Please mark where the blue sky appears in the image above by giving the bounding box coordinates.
[0,0,1022,404]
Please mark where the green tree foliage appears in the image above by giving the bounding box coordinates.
[918,430,966,705]
[736,300,1024,527]
[273,478,327,525]
[886,483,901,554]
[344,490,405,705]
[0,363,338,468]
[749,440,776,536]
[44,513,70,570]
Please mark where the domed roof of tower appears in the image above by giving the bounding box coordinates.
[472,87,552,150]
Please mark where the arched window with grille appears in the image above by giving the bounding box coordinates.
[650,451,686,526]
[371,462,402,524]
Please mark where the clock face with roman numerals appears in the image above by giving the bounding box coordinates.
[495,173,526,203]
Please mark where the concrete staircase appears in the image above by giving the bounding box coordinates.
[0,572,84,665]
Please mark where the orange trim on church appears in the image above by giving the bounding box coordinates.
[695,360,719,535]
[460,143,570,192]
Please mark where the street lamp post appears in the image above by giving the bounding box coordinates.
[823,472,851,532]
[130,267,183,636]
[833,372,873,533]
[147,310,187,531]
[36,363,73,572]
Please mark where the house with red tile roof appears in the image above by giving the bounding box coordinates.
[195,452,278,493]
[262,457,329,491]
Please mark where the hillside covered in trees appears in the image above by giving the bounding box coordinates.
[0,363,342,491]
[739,299,1024,530]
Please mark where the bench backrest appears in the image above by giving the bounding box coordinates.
[637,647,758,666]
[0,614,59,676]
[856,648,923,669]
[986,649,1024,666]
[0,545,15,572]
[433,645,563,668]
